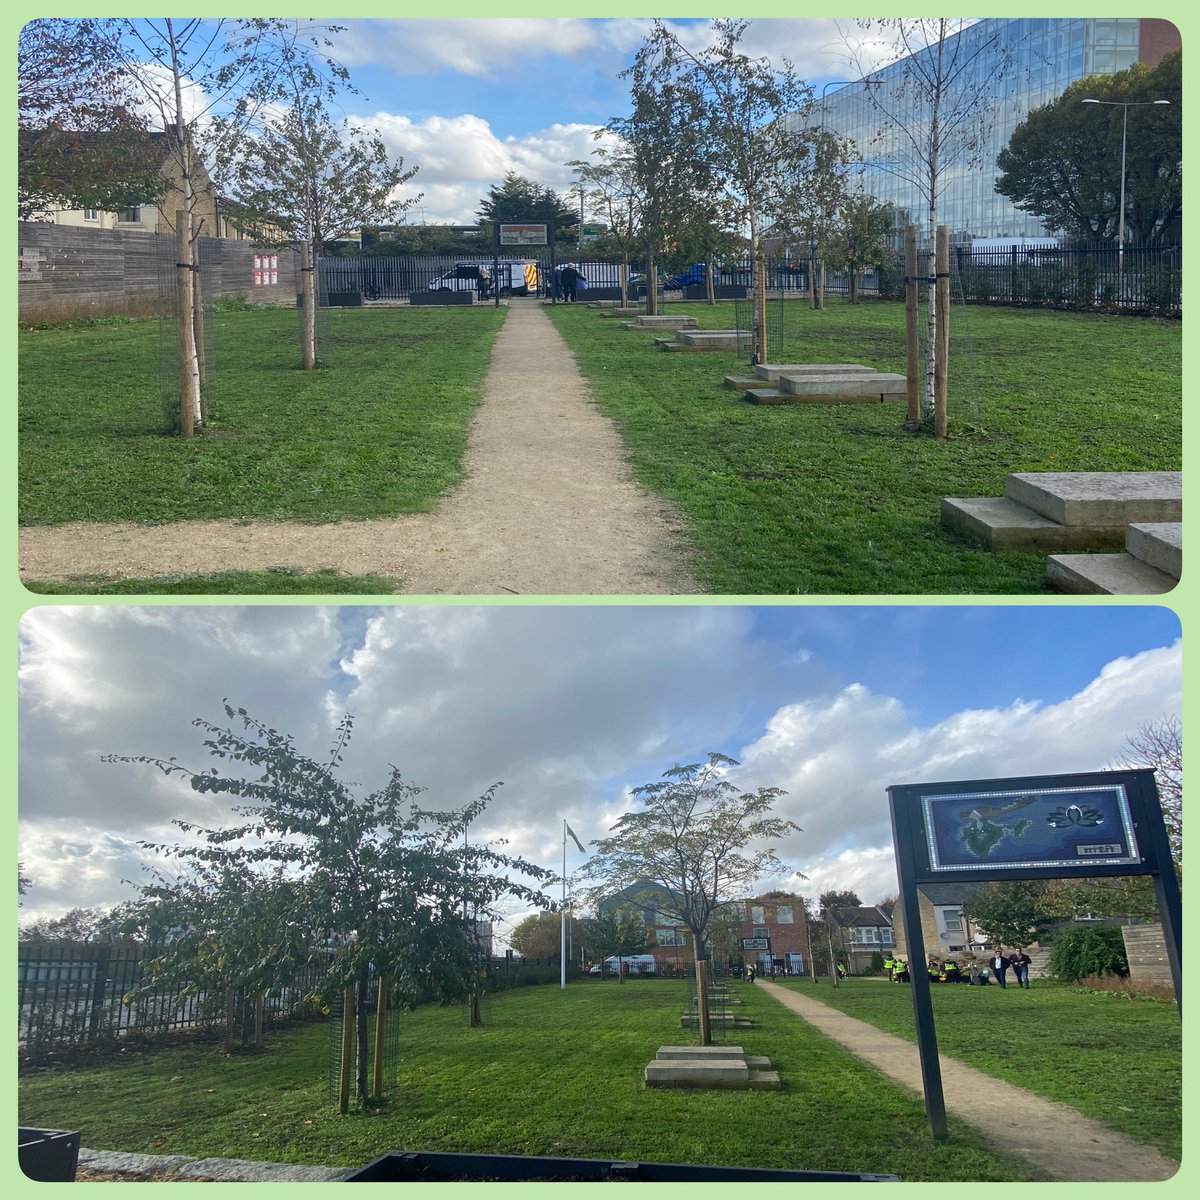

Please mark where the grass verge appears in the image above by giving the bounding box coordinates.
[21,569,403,595]
[19,306,506,527]
[774,976,1181,1159]
[19,979,1043,1181]
[548,300,1181,594]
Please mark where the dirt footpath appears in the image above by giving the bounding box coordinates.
[756,980,1178,1183]
[19,300,701,596]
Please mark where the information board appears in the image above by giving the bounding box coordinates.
[498,223,549,246]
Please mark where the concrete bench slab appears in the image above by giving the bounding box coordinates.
[622,315,700,330]
[1005,472,1182,527]
[1047,553,1177,595]
[676,330,752,350]
[1125,522,1182,579]
[656,1045,745,1059]
[941,496,1129,552]
[745,389,789,404]
[779,372,906,397]
[756,363,870,382]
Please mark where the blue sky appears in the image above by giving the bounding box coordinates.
[18,604,1180,939]
[122,16,882,224]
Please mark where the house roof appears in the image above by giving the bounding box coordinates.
[833,905,894,929]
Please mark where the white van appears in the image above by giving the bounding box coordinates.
[589,954,657,976]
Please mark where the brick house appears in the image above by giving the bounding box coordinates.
[828,905,896,975]
[596,882,812,976]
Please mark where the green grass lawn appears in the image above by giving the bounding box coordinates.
[19,306,506,527]
[548,300,1181,593]
[20,979,1051,1181]
[774,977,1181,1159]
[21,569,403,595]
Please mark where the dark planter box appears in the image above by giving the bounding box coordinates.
[19,1128,81,1182]
[582,287,624,301]
[684,284,748,300]
[296,292,363,308]
[408,291,475,306]
[345,1151,897,1182]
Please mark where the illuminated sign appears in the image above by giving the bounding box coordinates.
[922,782,1141,872]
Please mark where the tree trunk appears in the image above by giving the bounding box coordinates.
[753,254,768,366]
[301,240,317,370]
[619,258,629,309]
[646,248,658,316]
[705,260,715,305]
[355,970,370,1105]
[372,978,388,1099]
[176,212,197,438]
[694,954,712,1046]
[904,224,921,430]
[934,224,950,439]
[338,985,354,1114]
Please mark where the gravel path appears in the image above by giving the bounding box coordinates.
[19,300,701,596]
[756,979,1179,1183]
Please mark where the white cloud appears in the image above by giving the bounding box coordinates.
[17,609,1180,932]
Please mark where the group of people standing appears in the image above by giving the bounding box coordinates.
[883,948,1033,988]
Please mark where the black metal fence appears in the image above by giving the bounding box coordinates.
[17,941,325,1057]
[952,242,1180,315]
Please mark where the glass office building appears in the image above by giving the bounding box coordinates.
[793,18,1179,239]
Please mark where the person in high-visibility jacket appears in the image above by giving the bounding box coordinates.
[941,959,961,983]
[883,955,896,979]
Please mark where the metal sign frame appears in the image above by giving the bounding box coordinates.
[493,223,555,306]
[887,767,1180,1139]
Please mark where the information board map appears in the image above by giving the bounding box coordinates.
[498,223,549,246]
[922,783,1142,872]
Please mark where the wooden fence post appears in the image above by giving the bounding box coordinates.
[934,225,950,439]
[904,225,920,429]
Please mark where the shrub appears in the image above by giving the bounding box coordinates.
[1048,925,1129,982]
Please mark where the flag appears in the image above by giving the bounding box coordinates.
[565,822,586,854]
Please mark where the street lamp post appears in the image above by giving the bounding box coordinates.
[1081,97,1170,301]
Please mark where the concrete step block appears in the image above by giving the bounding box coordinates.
[724,376,762,390]
[676,330,752,350]
[645,1059,750,1085]
[623,316,700,330]
[747,1071,782,1090]
[1005,472,1183,527]
[756,363,871,381]
[1125,522,1182,579]
[1047,553,1177,595]
[779,372,906,397]
[679,1013,753,1028]
[941,496,1128,552]
[745,388,789,404]
[655,1045,745,1060]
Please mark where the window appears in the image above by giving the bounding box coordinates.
[655,928,685,947]
[752,926,769,939]
[941,907,963,933]
[777,906,794,924]
[880,928,894,945]
[83,209,99,222]
[117,207,142,223]
[851,927,880,944]
[750,905,764,925]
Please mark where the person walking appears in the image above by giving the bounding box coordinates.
[1010,947,1033,989]
[560,263,579,303]
[990,949,1012,988]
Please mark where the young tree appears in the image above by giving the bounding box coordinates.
[18,861,32,906]
[607,33,715,317]
[92,19,349,434]
[995,54,1181,243]
[633,20,816,357]
[568,147,645,307]
[829,194,898,303]
[848,18,1017,418]
[18,906,109,942]
[1113,714,1181,869]
[18,19,166,220]
[104,703,552,1106]
[223,90,420,369]
[580,752,796,1038]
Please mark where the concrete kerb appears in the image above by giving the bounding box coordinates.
[79,1147,352,1182]
[754,980,1178,1183]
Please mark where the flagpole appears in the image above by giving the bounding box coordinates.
[561,819,568,989]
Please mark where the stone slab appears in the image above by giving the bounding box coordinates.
[656,1045,745,1059]
[756,363,870,382]
[940,496,1128,552]
[779,372,906,396]
[680,1014,752,1027]
[623,316,699,330]
[747,1071,782,1090]
[1046,553,1177,595]
[1005,472,1182,527]
[1125,522,1182,579]
[645,1058,750,1083]
[599,307,644,317]
[724,376,763,390]
[676,330,752,350]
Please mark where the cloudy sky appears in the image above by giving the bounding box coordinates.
[18,604,1181,945]
[130,15,899,225]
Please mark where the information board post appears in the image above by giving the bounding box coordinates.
[888,767,1181,1139]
